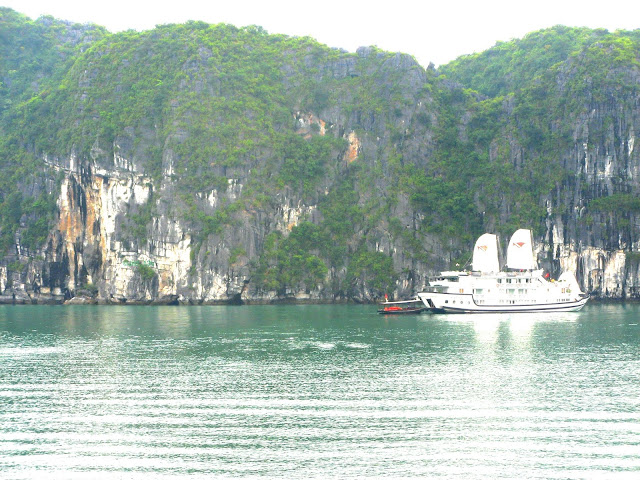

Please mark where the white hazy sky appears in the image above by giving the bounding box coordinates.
[2,0,639,66]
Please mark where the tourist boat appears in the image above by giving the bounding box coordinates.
[418,229,589,313]
[377,297,426,314]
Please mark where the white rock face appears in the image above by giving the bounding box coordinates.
[277,197,316,233]
[44,150,264,303]
[546,228,630,297]
[48,153,195,301]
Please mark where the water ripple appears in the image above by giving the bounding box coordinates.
[1,304,639,478]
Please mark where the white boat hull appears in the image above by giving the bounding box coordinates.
[418,292,589,314]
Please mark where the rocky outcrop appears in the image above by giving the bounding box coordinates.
[3,102,638,303]
[2,19,640,303]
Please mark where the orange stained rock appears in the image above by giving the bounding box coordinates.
[344,131,360,163]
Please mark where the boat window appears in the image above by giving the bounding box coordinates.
[427,286,447,293]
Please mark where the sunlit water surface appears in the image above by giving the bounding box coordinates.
[1,304,639,479]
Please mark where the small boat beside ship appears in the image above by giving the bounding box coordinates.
[417,229,589,314]
[377,297,426,314]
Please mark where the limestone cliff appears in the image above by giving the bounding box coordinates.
[2,16,640,303]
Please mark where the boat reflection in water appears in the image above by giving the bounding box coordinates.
[418,229,589,314]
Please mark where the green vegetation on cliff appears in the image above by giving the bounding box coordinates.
[441,25,640,240]
[2,8,640,300]
[0,8,105,252]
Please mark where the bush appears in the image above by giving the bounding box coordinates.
[136,263,156,281]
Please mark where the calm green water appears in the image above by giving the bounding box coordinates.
[0,304,639,479]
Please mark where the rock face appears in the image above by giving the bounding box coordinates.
[2,19,640,303]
